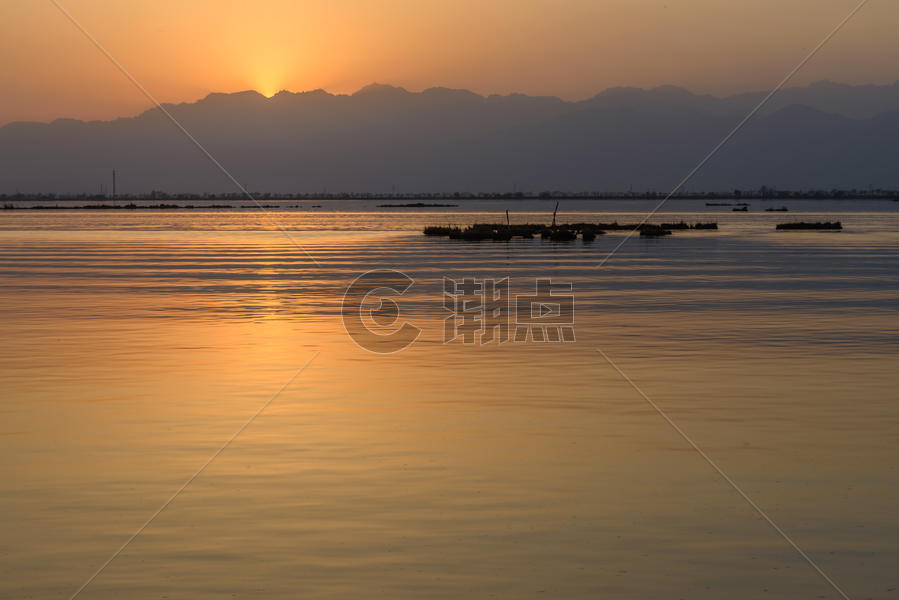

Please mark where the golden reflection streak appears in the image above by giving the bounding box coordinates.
[68,350,321,600]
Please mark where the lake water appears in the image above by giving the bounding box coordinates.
[1,200,898,599]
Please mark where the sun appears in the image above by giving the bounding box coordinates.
[259,86,279,98]
[250,67,285,98]
[240,44,297,98]
[256,78,281,98]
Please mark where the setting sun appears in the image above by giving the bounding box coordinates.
[256,81,282,98]
[242,48,292,99]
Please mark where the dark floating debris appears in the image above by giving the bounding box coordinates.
[660,221,690,230]
[562,221,713,232]
[454,223,545,241]
[733,206,749,212]
[423,226,460,236]
[549,229,577,242]
[423,221,718,241]
[639,225,672,237]
[776,221,842,230]
[765,207,789,212]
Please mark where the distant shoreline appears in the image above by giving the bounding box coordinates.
[2,189,898,206]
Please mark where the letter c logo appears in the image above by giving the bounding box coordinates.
[342,269,421,354]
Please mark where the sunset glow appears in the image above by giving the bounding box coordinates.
[1,0,897,124]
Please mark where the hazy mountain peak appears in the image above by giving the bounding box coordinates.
[767,103,830,120]
[201,90,267,103]
[300,88,332,97]
[591,86,649,99]
[421,87,484,101]
[808,79,843,89]
[353,83,410,97]
[49,117,84,126]
[485,92,566,106]
[649,84,704,97]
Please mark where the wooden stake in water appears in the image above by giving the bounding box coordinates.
[552,201,559,228]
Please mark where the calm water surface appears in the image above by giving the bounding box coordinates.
[1,202,898,599]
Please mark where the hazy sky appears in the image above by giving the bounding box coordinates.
[1,0,896,124]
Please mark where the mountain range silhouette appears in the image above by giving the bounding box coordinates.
[3,80,899,193]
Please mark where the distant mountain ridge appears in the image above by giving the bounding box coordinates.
[2,81,899,193]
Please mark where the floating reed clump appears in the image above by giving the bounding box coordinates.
[423,221,719,241]
[423,226,461,236]
[776,221,842,230]
[466,223,545,237]
[433,223,541,241]
[660,221,690,230]
[548,229,577,241]
[570,221,716,231]
[638,225,672,237]
[544,223,605,241]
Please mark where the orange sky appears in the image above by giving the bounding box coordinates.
[1,0,896,125]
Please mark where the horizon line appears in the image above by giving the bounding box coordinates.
[4,188,898,201]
